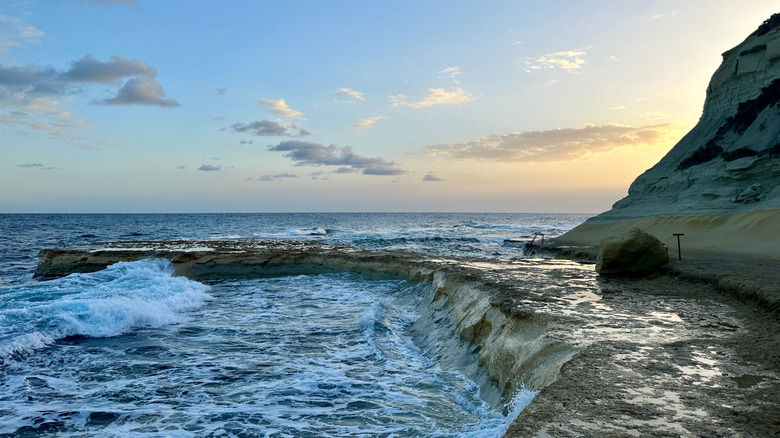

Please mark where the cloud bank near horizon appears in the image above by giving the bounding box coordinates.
[424,123,679,162]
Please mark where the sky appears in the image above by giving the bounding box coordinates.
[1,1,778,213]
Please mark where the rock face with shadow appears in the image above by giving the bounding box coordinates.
[557,14,780,257]
[605,14,780,220]
[596,227,669,277]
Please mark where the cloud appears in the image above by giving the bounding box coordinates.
[215,88,227,95]
[256,172,299,182]
[439,66,462,81]
[524,50,587,73]
[258,98,305,119]
[353,116,387,130]
[424,123,678,162]
[0,14,44,53]
[0,54,179,120]
[65,55,156,83]
[389,88,474,108]
[334,88,364,102]
[230,119,309,137]
[363,166,406,176]
[0,110,92,149]
[422,174,444,181]
[268,140,405,175]
[95,77,180,106]
[18,162,57,170]
[177,165,186,169]
[198,164,221,171]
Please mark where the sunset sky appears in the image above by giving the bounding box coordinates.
[2,1,778,213]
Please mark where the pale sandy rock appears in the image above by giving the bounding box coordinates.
[596,227,669,276]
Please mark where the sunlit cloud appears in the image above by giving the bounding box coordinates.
[334,88,364,102]
[229,119,309,137]
[389,88,474,108]
[258,98,305,119]
[0,110,92,149]
[0,14,44,52]
[524,50,587,73]
[268,140,405,175]
[424,123,679,162]
[439,66,462,84]
[353,116,387,130]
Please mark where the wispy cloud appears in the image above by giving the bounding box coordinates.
[0,110,92,149]
[258,98,305,119]
[424,123,679,162]
[0,14,44,53]
[256,173,299,182]
[334,88,364,102]
[524,50,587,73]
[389,88,474,108]
[198,164,221,171]
[268,140,405,175]
[353,116,387,130]
[439,66,463,79]
[230,119,309,137]
[422,174,444,182]
[18,162,58,170]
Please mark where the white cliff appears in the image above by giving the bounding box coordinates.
[558,14,780,256]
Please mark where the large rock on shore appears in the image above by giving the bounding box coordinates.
[557,14,780,257]
[596,228,669,276]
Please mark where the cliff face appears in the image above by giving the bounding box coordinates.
[592,14,780,223]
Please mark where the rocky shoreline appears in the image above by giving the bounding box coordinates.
[508,247,780,437]
[35,240,780,437]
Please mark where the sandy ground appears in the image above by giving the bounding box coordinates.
[555,209,780,258]
[504,248,780,437]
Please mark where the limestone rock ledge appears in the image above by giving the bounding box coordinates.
[35,240,578,399]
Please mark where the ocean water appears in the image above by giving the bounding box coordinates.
[0,213,590,437]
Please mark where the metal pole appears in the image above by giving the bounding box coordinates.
[673,233,684,261]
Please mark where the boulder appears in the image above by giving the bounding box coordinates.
[596,227,669,277]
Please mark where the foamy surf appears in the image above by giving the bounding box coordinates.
[0,259,209,359]
[0,271,532,436]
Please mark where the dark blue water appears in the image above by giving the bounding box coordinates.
[0,213,589,437]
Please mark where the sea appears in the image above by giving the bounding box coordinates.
[0,213,592,437]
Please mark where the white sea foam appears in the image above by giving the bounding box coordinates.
[0,259,209,358]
